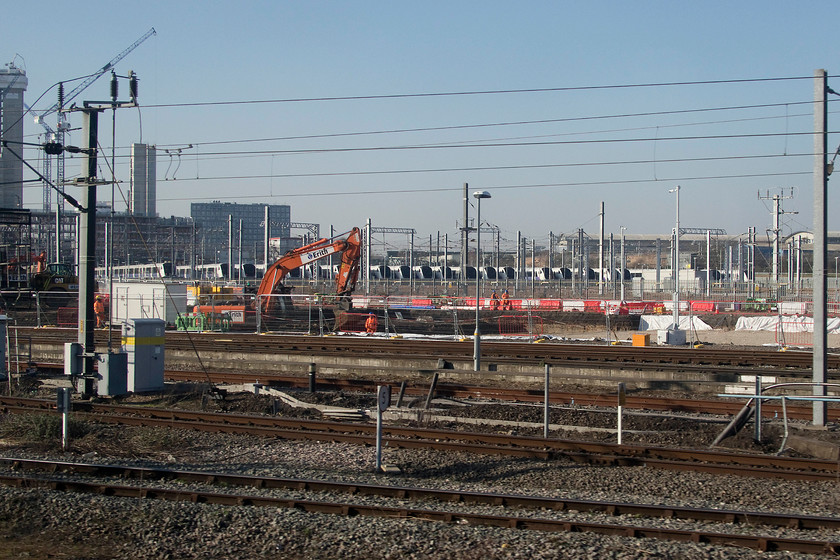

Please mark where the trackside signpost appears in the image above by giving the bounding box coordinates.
[375,385,391,472]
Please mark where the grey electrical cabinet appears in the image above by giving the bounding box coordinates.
[122,318,165,392]
[97,352,128,397]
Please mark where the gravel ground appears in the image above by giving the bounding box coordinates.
[2,393,840,559]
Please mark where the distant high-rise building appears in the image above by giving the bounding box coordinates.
[191,201,291,263]
[0,62,27,209]
[130,143,156,216]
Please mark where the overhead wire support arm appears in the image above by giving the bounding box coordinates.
[0,141,86,212]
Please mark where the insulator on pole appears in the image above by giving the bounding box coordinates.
[58,82,64,109]
[110,70,118,101]
[129,71,138,101]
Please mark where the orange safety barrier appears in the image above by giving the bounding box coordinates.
[623,301,653,314]
[57,307,78,327]
[411,298,433,307]
[690,300,717,313]
[584,300,602,313]
[498,315,543,336]
[538,299,562,310]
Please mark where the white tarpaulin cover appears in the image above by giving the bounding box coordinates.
[639,315,712,331]
[735,315,840,333]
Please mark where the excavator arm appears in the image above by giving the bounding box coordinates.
[257,227,362,313]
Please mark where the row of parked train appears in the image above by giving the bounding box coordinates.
[95,262,647,283]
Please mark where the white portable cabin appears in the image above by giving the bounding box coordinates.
[109,282,188,327]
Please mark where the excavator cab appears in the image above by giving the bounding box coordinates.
[30,262,79,307]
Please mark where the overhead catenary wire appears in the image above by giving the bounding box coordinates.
[140,74,830,109]
[152,170,810,204]
[150,99,832,148]
[13,73,836,216]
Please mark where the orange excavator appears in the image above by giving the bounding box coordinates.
[257,227,362,313]
[192,228,362,326]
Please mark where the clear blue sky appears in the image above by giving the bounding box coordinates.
[5,1,838,251]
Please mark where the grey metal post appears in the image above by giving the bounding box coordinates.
[78,108,100,396]
[813,69,828,426]
[599,201,604,295]
[754,375,762,442]
[462,182,469,297]
[238,218,243,283]
[617,382,626,445]
[375,385,384,471]
[444,234,448,288]
[365,218,372,295]
[55,206,61,266]
[515,231,521,291]
[543,364,550,438]
[263,206,269,270]
[473,191,491,371]
[410,231,414,295]
[706,230,711,298]
[531,237,536,299]
[620,226,626,302]
[655,238,661,292]
[670,186,681,330]
[609,234,615,299]
[227,215,232,282]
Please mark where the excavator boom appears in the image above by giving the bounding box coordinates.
[257,227,362,313]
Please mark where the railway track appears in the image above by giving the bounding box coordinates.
[160,369,838,421]
[2,396,837,482]
[1,458,837,554]
[24,360,837,421]
[14,327,839,372]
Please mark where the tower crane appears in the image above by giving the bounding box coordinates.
[34,27,156,213]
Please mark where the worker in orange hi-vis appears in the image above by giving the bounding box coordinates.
[93,295,106,328]
[501,289,511,310]
[365,312,378,334]
[490,289,500,310]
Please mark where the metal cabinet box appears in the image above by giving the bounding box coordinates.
[97,352,128,396]
[122,318,165,392]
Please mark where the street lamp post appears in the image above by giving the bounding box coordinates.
[473,190,491,371]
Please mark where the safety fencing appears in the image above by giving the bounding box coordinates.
[8,286,840,338]
[56,307,78,328]
[498,315,544,337]
[775,317,815,348]
[336,312,370,333]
